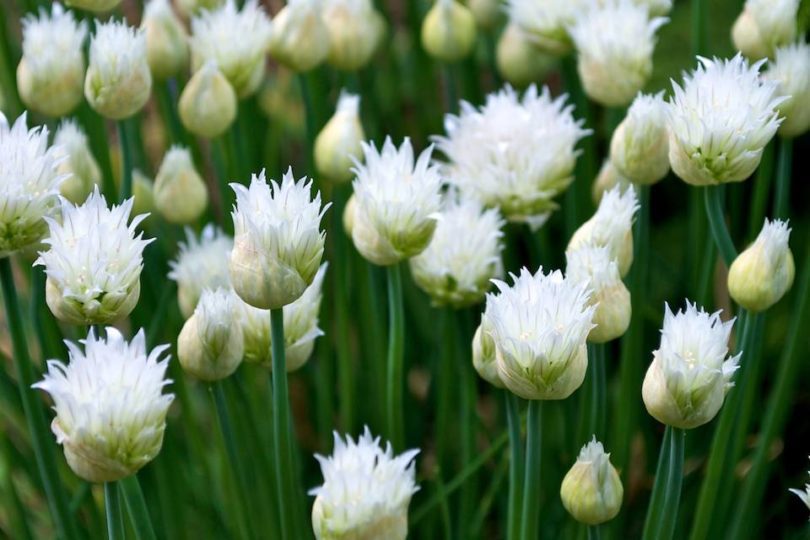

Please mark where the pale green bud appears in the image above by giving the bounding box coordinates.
[315,93,365,184]
[132,170,156,218]
[496,23,555,88]
[560,438,623,525]
[610,93,669,185]
[421,0,477,62]
[472,322,503,388]
[179,61,238,138]
[728,219,794,312]
[53,121,101,204]
[154,146,209,224]
[591,160,632,206]
[142,0,190,80]
[268,0,330,72]
[732,0,798,60]
[767,42,810,139]
[324,0,384,71]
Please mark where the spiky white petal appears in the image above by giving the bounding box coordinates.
[790,458,810,516]
[169,225,233,318]
[767,42,810,138]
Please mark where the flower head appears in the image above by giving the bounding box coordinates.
[153,146,209,224]
[610,92,670,185]
[667,54,785,186]
[310,427,419,540]
[33,327,173,483]
[569,0,668,107]
[485,267,596,400]
[169,225,233,318]
[230,168,328,309]
[85,20,152,119]
[436,85,589,229]
[322,0,385,70]
[142,0,190,80]
[767,41,810,138]
[350,137,442,265]
[314,92,365,183]
[507,0,588,54]
[421,0,477,62]
[268,0,330,72]
[17,4,87,117]
[642,302,740,429]
[732,0,799,60]
[560,437,624,525]
[410,195,505,307]
[0,113,66,257]
[53,120,102,204]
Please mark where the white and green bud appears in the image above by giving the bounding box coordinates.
[421,0,477,62]
[154,146,209,224]
[610,93,670,185]
[767,42,810,138]
[560,438,623,525]
[268,0,330,72]
[496,23,556,88]
[732,0,799,60]
[169,225,233,318]
[314,92,365,183]
[179,61,238,138]
[323,0,384,71]
[142,0,190,80]
[53,121,102,204]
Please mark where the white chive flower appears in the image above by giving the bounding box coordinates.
[142,0,190,80]
[667,55,785,186]
[85,20,152,120]
[322,0,385,71]
[566,245,631,343]
[642,302,740,429]
[17,4,87,118]
[728,219,794,312]
[36,189,152,325]
[153,146,209,224]
[0,113,66,257]
[169,225,233,318]
[789,459,810,516]
[485,267,596,400]
[230,168,328,310]
[568,185,639,277]
[33,327,173,483]
[507,0,588,55]
[410,195,505,308]
[560,437,624,525]
[569,0,668,107]
[349,137,443,266]
[268,0,330,73]
[190,0,271,98]
[239,263,327,371]
[436,85,589,230]
[178,287,244,381]
[732,0,799,60]
[767,42,810,138]
[314,92,366,183]
[610,92,670,185]
[311,427,419,540]
[53,121,102,204]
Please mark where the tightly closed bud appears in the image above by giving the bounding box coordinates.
[569,0,668,107]
[132,170,156,217]
[668,55,785,185]
[154,146,209,224]
[53,121,102,204]
[0,113,65,257]
[610,93,669,185]
[469,0,502,29]
[190,0,271,97]
[85,21,152,120]
[17,5,87,118]
[472,321,503,388]
[351,138,442,265]
[37,190,152,325]
[732,0,799,60]
[410,196,505,307]
[178,288,244,381]
[239,263,326,370]
[268,0,330,72]
[437,85,590,229]
[591,160,632,206]
[560,438,623,525]
[323,0,384,71]
[65,0,120,13]
[496,23,556,88]
[314,92,365,183]
[169,225,233,318]
[507,0,587,55]
[33,328,173,483]
[486,267,596,400]
[230,169,328,309]
[142,0,189,80]
[728,219,794,312]
[311,428,419,540]
[179,61,238,138]
[422,0,477,62]
[568,186,639,277]
[642,302,740,429]
[767,42,810,138]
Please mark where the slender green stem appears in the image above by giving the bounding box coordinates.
[117,120,133,203]
[748,142,775,240]
[105,483,124,540]
[658,429,686,540]
[588,525,602,540]
[120,475,157,540]
[773,138,793,219]
[456,310,476,539]
[703,186,737,266]
[642,427,673,540]
[520,400,543,540]
[436,310,455,472]
[586,343,606,440]
[506,392,524,540]
[385,263,405,451]
[298,73,316,174]
[333,186,354,432]
[443,65,459,114]
[0,257,78,540]
[691,0,707,57]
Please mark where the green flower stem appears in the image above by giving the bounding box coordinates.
[582,342,606,441]
[154,82,184,144]
[657,428,686,540]
[117,120,133,203]
[704,186,738,266]
[270,307,299,539]
[520,400,543,540]
[588,525,602,540]
[386,263,405,451]
[642,427,672,540]
[104,483,124,540]
[505,392,524,540]
[436,310,456,473]
[0,257,78,540]
[455,310,476,539]
[333,186,354,432]
[298,73,316,174]
[120,475,157,540]
[1,436,34,540]
[691,0,707,57]
[773,137,793,219]
[748,142,775,239]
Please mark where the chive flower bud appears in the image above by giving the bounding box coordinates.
[421,0,477,62]
[268,0,330,72]
[314,92,365,183]
[322,0,385,71]
[53,121,102,204]
[179,61,238,139]
[142,0,190,80]
[609,92,670,185]
[154,146,209,224]
[496,23,556,88]
[732,0,799,60]
[560,438,623,525]
[766,41,810,138]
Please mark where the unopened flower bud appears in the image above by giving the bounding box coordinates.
[610,93,669,185]
[767,42,810,138]
[323,0,384,71]
[132,170,156,217]
[315,92,365,183]
[560,438,623,525]
[728,219,794,312]
[732,0,798,60]
[472,322,503,388]
[496,23,556,88]
[421,0,477,62]
[179,61,238,138]
[268,0,330,72]
[142,0,189,80]
[17,5,87,118]
[154,146,209,224]
[591,160,632,206]
[53,121,101,204]
[178,288,244,381]
[85,21,152,120]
